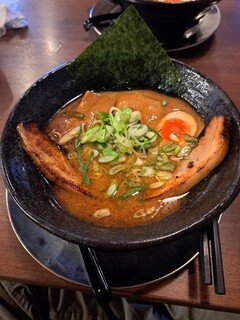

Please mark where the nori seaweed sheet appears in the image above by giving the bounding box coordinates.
[67,6,183,94]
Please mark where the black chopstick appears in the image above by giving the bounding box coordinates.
[199,226,212,285]
[210,219,225,294]
[199,218,225,294]
[79,246,112,305]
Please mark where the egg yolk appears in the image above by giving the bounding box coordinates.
[160,118,190,142]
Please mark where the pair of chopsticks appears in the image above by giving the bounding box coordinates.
[199,218,225,294]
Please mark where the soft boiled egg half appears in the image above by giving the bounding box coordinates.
[158,110,197,143]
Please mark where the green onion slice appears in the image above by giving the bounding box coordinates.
[121,185,145,200]
[161,142,178,153]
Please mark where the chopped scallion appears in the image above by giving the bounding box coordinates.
[74,135,91,185]
[121,185,145,200]
[161,142,178,153]
[161,100,167,107]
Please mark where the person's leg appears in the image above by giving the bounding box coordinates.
[0,280,48,320]
[165,304,240,320]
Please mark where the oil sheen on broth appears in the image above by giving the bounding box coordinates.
[46,90,204,228]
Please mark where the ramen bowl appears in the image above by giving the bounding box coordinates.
[117,0,222,45]
[1,59,240,251]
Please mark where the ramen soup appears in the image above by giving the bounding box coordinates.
[45,90,205,227]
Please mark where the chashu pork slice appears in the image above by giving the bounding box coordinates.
[16,122,94,197]
[144,115,230,200]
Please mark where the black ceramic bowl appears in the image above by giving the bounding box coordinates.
[1,60,240,251]
[118,0,222,45]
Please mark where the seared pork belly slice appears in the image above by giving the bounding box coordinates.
[144,115,230,200]
[16,122,94,197]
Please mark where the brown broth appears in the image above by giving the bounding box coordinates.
[53,185,185,227]
[46,90,204,228]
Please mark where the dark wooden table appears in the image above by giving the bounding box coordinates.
[0,0,239,313]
